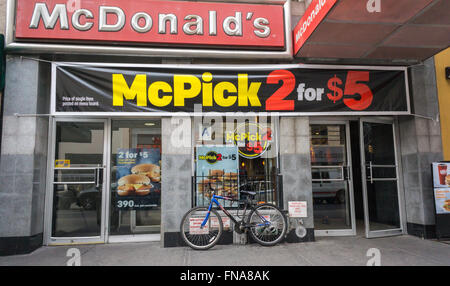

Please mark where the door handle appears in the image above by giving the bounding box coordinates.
[95,168,103,188]
[94,168,99,187]
[367,161,373,184]
[343,165,351,181]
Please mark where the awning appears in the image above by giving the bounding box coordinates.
[293,0,450,64]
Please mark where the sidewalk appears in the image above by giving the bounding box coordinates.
[1,234,449,266]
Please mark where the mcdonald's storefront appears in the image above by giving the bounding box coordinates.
[0,0,448,255]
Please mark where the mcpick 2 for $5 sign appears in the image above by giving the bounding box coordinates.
[112,70,374,111]
[55,65,408,114]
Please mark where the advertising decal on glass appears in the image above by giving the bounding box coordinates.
[196,145,239,207]
[225,122,273,159]
[55,159,70,168]
[114,148,161,210]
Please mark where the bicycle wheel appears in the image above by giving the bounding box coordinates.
[180,207,223,250]
[247,203,287,246]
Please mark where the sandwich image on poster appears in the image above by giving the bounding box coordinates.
[196,145,239,207]
[434,189,450,214]
[113,148,161,210]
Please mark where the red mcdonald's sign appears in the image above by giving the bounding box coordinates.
[15,0,286,50]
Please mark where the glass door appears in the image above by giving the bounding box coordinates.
[108,119,162,242]
[310,122,356,236]
[360,119,403,238]
[48,119,108,244]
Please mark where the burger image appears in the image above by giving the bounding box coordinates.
[210,169,224,177]
[198,179,217,198]
[446,175,450,186]
[224,184,238,195]
[209,170,224,181]
[117,174,153,196]
[198,179,211,192]
[131,164,161,182]
[443,200,450,212]
[224,172,238,180]
[223,172,238,197]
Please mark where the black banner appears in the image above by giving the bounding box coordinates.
[55,65,409,114]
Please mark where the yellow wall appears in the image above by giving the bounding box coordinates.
[435,47,450,160]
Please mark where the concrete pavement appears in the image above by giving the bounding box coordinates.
[0,234,449,266]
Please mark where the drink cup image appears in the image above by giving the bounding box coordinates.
[438,164,447,185]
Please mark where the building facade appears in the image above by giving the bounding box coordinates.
[0,0,449,255]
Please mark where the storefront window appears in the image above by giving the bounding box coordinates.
[194,116,279,207]
[109,119,162,235]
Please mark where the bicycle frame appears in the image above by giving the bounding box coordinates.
[201,194,270,228]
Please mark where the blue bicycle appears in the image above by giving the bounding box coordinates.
[180,190,288,250]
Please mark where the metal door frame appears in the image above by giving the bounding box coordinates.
[44,117,110,245]
[310,119,357,237]
[359,117,405,238]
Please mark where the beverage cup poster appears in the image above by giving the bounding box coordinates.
[432,162,450,188]
[196,145,239,207]
[114,148,161,210]
[434,189,450,214]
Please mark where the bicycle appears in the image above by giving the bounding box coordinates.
[180,189,288,250]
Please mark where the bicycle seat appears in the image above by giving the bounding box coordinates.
[240,190,256,196]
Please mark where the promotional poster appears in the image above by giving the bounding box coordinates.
[196,145,239,207]
[114,148,161,210]
[54,65,409,115]
[431,162,450,239]
[431,162,450,215]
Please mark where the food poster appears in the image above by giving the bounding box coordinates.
[434,189,450,214]
[196,145,239,207]
[432,162,450,188]
[114,148,161,210]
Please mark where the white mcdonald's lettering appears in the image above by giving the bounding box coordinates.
[112,73,262,108]
[295,0,328,43]
[28,3,271,37]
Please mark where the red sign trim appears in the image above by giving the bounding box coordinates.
[293,0,337,55]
